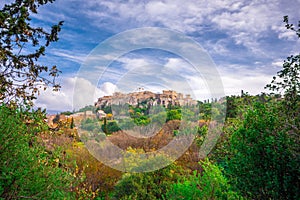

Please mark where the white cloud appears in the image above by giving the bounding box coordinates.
[209,1,283,54]
[50,49,87,64]
[99,82,117,95]
[205,39,229,56]
[272,59,284,68]
[81,0,207,32]
[183,74,212,100]
[272,25,298,41]
[164,57,199,76]
[35,77,117,111]
[218,64,272,96]
[119,57,152,70]
[35,0,299,61]
[165,58,190,70]
[221,74,270,96]
[22,0,300,111]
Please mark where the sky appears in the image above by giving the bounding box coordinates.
[2,0,300,112]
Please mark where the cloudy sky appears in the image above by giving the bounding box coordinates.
[2,0,299,111]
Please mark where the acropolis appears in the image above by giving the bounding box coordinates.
[95,90,197,108]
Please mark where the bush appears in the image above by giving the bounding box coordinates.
[166,159,242,199]
[113,163,184,200]
[167,109,182,121]
[81,118,101,132]
[119,118,135,130]
[102,121,121,134]
[0,105,76,199]
[226,102,300,199]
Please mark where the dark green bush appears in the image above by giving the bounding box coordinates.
[113,163,183,200]
[226,103,300,199]
[0,105,76,199]
[102,121,121,134]
[166,159,242,200]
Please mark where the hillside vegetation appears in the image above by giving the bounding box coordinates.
[0,1,299,199]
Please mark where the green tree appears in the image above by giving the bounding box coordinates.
[52,113,60,124]
[166,159,242,200]
[225,96,239,119]
[0,0,63,104]
[167,109,182,121]
[106,121,121,134]
[70,117,75,129]
[81,118,100,132]
[226,103,299,199]
[0,105,76,199]
[119,118,135,130]
[265,16,300,182]
[113,163,184,200]
[198,102,211,120]
[266,16,300,116]
[61,111,73,116]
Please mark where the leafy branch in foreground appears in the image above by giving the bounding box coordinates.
[266,16,300,113]
[0,0,63,105]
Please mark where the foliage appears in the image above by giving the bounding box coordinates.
[105,121,121,134]
[166,159,242,200]
[80,117,102,133]
[78,105,96,113]
[151,111,167,126]
[81,117,122,134]
[0,0,63,104]
[266,16,300,114]
[2,7,300,199]
[61,111,73,116]
[0,105,76,199]
[167,109,182,121]
[264,17,300,170]
[118,118,135,130]
[101,106,112,115]
[113,163,184,200]
[283,15,300,37]
[194,124,208,146]
[225,96,239,119]
[70,117,75,129]
[226,102,300,199]
[52,113,60,124]
[65,141,122,199]
[209,118,242,166]
[198,102,211,120]
[128,104,152,125]
[133,115,151,126]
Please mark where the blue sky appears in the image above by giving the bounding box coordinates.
[2,0,299,111]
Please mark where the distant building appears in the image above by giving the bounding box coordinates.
[71,112,85,117]
[85,110,93,116]
[97,110,107,119]
[95,90,197,108]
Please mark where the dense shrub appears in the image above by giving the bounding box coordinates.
[166,159,242,199]
[167,109,182,121]
[0,105,76,199]
[226,103,300,199]
[105,121,121,134]
[113,163,184,200]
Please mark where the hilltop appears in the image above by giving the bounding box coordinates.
[95,89,198,109]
